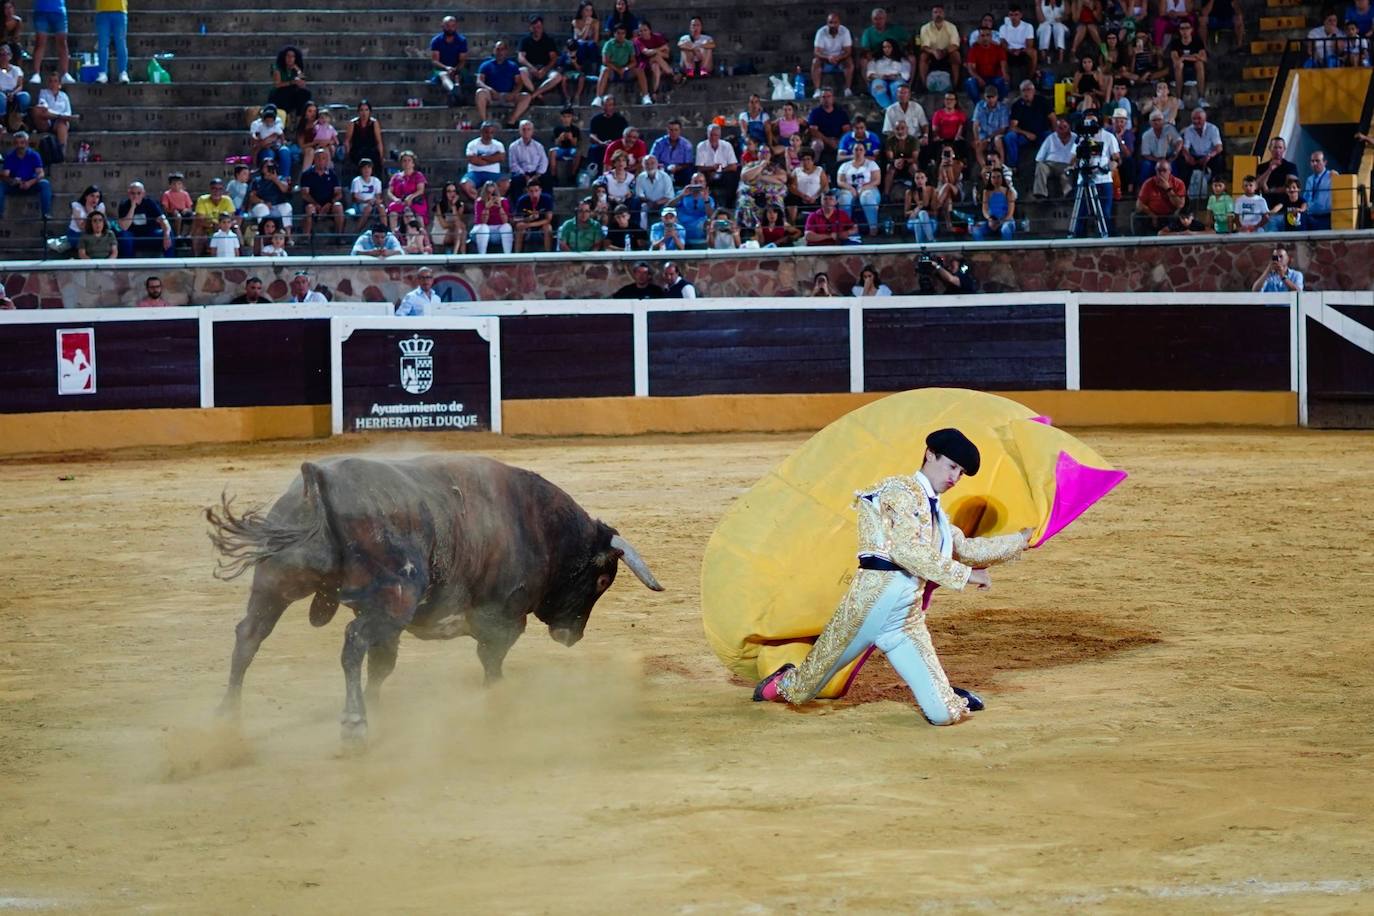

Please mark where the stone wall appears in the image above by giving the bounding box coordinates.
[4,235,1373,309]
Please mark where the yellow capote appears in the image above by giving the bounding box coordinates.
[701,388,1124,696]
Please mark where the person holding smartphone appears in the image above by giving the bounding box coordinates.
[1251,245,1303,292]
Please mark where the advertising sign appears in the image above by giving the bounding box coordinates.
[56,327,97,395]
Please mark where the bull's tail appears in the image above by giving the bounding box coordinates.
[205,462,330,581]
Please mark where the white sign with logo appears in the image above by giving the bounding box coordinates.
[56,327,97,395]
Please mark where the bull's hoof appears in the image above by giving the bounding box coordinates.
[340,716,368,751]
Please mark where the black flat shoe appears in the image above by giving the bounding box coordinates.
[952,686,985,712]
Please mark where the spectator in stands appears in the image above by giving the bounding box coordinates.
[1167,20,1207,104]
[1204,175,1234,232]
[1269,177,1308,231]
[1137,109,1181,184]
[1156,203,1205,234]
[634,20,672,100]
[881,118,918,196]
[1069,54,1106,111]
[972,84,1010,168]
[771,101,805,154]
[351,222,402,258]
[430,15,468,106]
[2,2,22,64]
[933,143,967,228]
[460,122,506,202]
[287,271,328,303]
[1203,0,1244,43]
[919,5,962,89]
[191,178,236,256]
[1000,5,1039,77]
[511,180,552,252]
[597,151,637,208]
[250,104,292,179]
[311,109,341,164]
[1108,105,1135,192]
[268,45,310,119]
[76,211,117,259]
[838,116,880,166]
[247,160,292,243]
[851,264,893,296]
[1005,79,1051,167]
[926,90,969,171]
[603,124,646,171]
[809,271,835,295]
[1118,34,1163,92]
[1233,175,1268,232]
[1036,0,1070,63]
[0,45,29,132]
[1153,0,1195,48]
[300,147,344,238]
[865,39,910,109]
[433,181,468,254]
[1255,135,1298,207]
[555,38,588,108]
[786,147,828,223]
[1344,19,1371,66]
[402,216,432,254]
[595,23,649,107]
[386,150,429,232]
[882,83,929,144]
[1133,160,1186,233]
[635,153,673,228]
[811,12,856,97]
[677,16,715,77]
[695,122,739,202]
[572,3,601,73]
[1306,11,1342,69]
[672,171,715,244]
[32,67,72,147]
[558,197,605,251]
[518,16,564,105]
[587,95,627,174]
[804,188,859,244]
[1069,0,1104,59]
[905,168,939,241]
[1347,0,1374,34]
[965,25,1010,102]
[253,217,284,256]
[648,117,693,187]
[67,184,102,248]
[1176,106,1221,197]
[344,100,384,180]
[347,158,384,230]
[738,93,771,148]
[1107,80,1136,123]
[807,88,851,171]
[136,276,168,308]
[835,141,881,233]
[470,179,513,254]
[972,166,1017,240]
[225,164,251,214]
[1303,150,1336,230]
[507,119,548,200]
[207,212,243,257]
[1252,245,1304,291]
[613,260,666,298]
[395,266,440,316]
[605,0,638,38]
[859,8,910,65]
[114,180,171,256]
[1140,79,1182,125]
[1033,115,1075,197]
[548,107,583,183]
[29,0,70,88]
[661,262,696,297]
[702,206,738,248]
[230,277,272,304]
[477,41,532,127]
[648,205,685,249]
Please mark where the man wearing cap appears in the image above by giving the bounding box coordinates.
[191,177,238,256]
[396,266,441,317]
[648,206,685,250]
[351,222,403,258]
[754,428,1033,724]
[286,271,328,304]
[1137,108,1181,185]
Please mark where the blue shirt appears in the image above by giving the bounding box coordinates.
[1303,169,1334,216]
[649,134,695,168]
[837,130,880,156]
[807,104,851,139]
[351,231,402,255]
[1259,268,1303,292]
[478,57,521,93]
[1346,3,1374,33]
[972,99,1011,141]
[3,148,44,181]
[430,32,468,67]
[649,221,683,248]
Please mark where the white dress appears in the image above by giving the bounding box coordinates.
[1038,0,1069,50]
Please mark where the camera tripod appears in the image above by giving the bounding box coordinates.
[1065,165,1111,239]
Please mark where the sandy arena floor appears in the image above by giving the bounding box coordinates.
[1,427,1372,914]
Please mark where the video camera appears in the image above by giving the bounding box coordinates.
[1073,109,1104,168]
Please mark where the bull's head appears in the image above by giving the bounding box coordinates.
[542,526,664,647]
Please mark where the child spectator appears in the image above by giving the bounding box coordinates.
[1270,178,1307,231]
[1344,20,1370,67]
[548,106,582,183]
[403,216,433,254]
[312,109,340,161]
[225,164,251,213]
[348,157,384,230]
[261,229,289,256]
[1205,175,1234,233]
[1158,204,1205,235]
[558,39,587,107]
[160,172,194,239]
[1233,175,1268,232]
[208,212,242,257]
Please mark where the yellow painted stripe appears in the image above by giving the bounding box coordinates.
[1251,39,1287,53]
[0,405,330,457]
[1259,15,1306,30]
[1234,91,1270,107]
[1243,66,1279,80]
[1230,120,1262,137]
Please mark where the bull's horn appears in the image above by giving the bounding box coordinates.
[610,535,665,591]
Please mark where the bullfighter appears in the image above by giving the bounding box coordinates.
[753,428,1032,724]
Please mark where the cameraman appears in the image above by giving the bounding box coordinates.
[914,252,979,294]
[1068,109,1120,238]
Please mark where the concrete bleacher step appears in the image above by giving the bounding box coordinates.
[1233,91,1270,108]
[1250,39,1288,54]
[1259,15,1307,31]
[1243,66,1279,81]
[1229,120,1262,139]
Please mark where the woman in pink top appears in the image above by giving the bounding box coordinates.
[385,150,428,231]
[769,101,804,154]
[471,180,513,254]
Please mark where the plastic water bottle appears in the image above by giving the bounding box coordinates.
[793,68,805,99]
[623,232,630,250]
[198,22,207,35]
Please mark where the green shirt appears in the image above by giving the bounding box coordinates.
[1206,193,1234,233]
[601,37,635,68]
[859,24,911,55]
[559,217,603,252]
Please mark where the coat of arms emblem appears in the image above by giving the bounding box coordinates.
[398,335,434,395]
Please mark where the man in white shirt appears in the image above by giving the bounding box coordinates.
[396,267,441,316]
[287,271,328,303]
[998,5,1037,76]
[634,154,674,229]
[694,123,739,201]
[662,262,697,298]
[811,12,855,98]
[351,223,403,258]
[1032,115,1075,198]
[882,83,929,142]
[461,121,507,201]
[506,118,548,200]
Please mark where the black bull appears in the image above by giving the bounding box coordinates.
[206,455,663,742]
